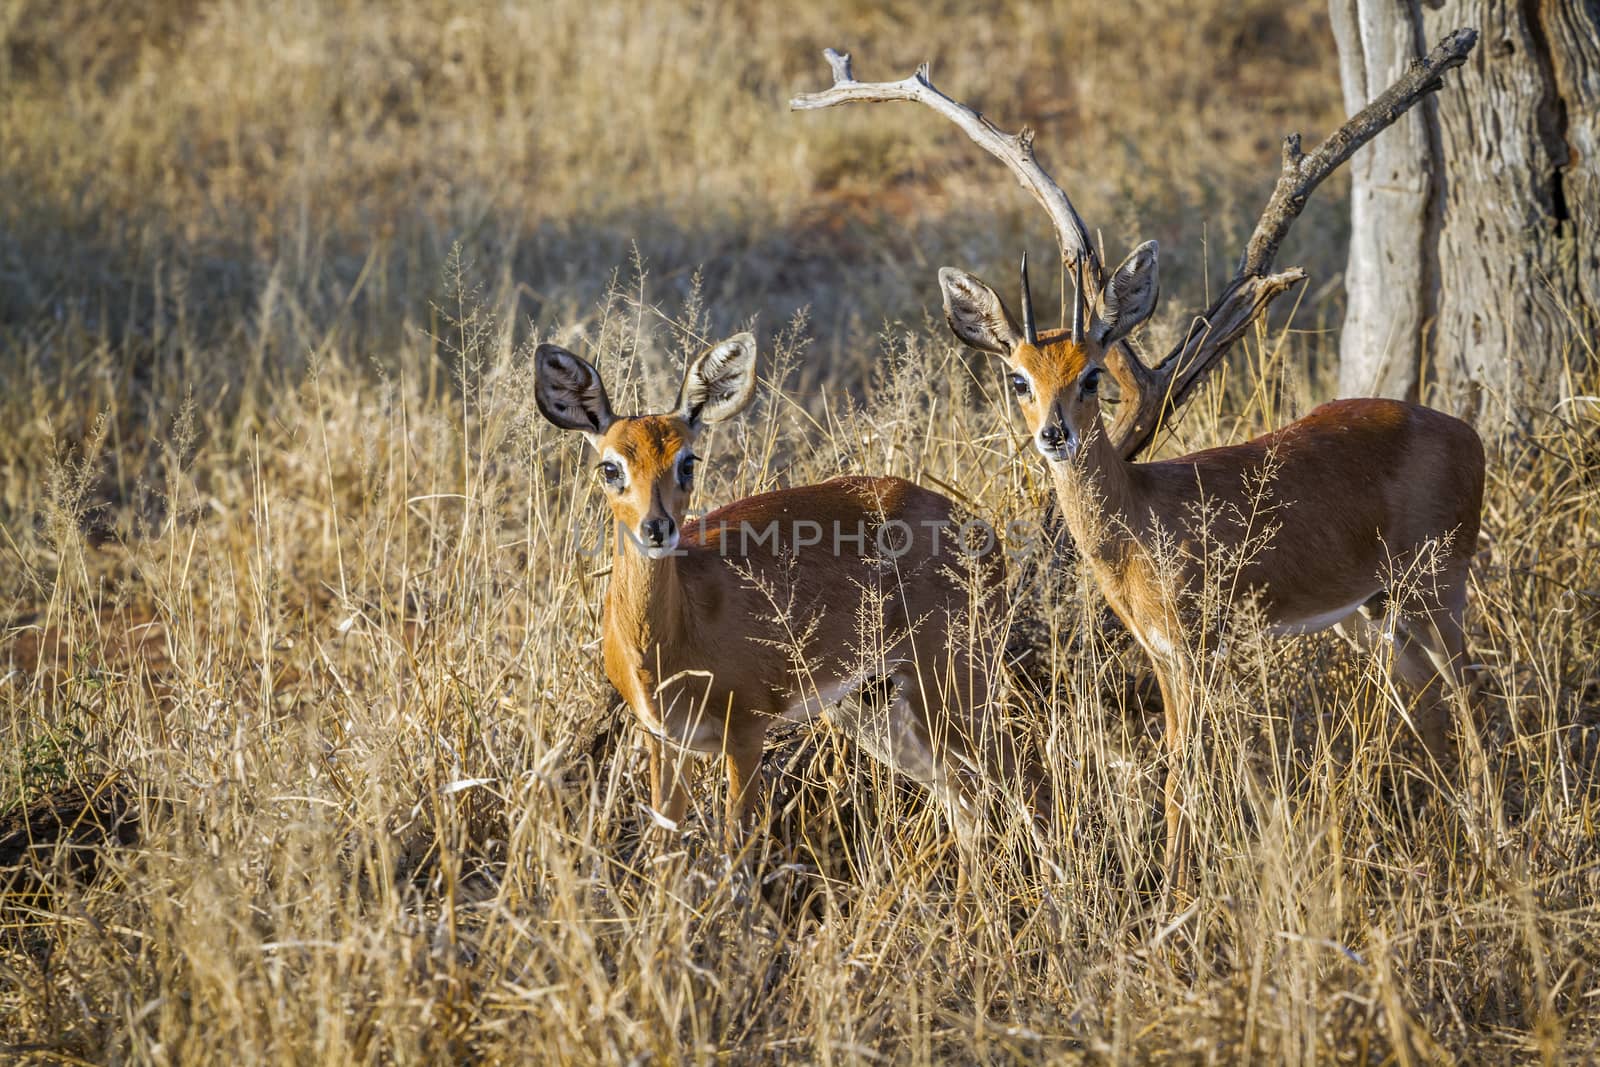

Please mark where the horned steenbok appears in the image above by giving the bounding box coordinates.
[536,332,1037,848]
[939,248,1486,891]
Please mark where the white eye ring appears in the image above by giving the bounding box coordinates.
[674,448,698,489]
[597,451,628,489]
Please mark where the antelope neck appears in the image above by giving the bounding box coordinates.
[606,531,694,652]
[1049,415,1141,562]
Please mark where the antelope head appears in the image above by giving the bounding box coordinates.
[939,243,1159,464]
[535,333,758,558]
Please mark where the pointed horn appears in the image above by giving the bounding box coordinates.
[1020,251,1038,346]
[1071,251,1086,346]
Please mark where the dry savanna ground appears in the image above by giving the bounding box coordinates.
[3,0,1598,1062]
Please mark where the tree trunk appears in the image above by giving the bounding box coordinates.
[1334,0,1599,427]
[1331,2,1436,402]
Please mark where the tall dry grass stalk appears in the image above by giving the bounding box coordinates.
[3,1,1598,1062]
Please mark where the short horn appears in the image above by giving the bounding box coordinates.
[1071,252,1086,346]
[1020,251,1038,346]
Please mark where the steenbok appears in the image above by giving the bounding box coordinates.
[941,250,1484,891]
[537,333,1044,851]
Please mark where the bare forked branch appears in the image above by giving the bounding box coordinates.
[1107,268,1309,456]
[790,48,1100,281]
[1241,27,1478,277]
[1115,27,1478,458]
[791,30,1479,461]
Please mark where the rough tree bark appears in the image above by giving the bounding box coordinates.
[1335,0,1599,425]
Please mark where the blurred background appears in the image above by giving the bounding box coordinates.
[1,0,1346,399]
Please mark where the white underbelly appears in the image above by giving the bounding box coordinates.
[635,670,731,754]
[1267,596,1372,637]
[642,667,913,754]
[779,672,875,723]
[817,673,942,788]
[639,709,726,754]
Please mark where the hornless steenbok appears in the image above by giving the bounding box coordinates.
[791,30,1485,891]
[941,248,1485,890]
[536,332,1039,848]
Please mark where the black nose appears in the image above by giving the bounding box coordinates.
[1039,424,1065,448]
[642,517,676,546]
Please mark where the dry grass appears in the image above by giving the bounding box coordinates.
[2,0,1598,1062]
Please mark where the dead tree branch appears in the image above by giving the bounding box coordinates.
[1241,27,1478,277]
[791,48,1100,281]
[790,29,1480,459]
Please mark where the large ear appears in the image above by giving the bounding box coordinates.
[534,343,614,438]
[677,332,758,427]
[1091,240,1160,347]
[938,268,1024,356]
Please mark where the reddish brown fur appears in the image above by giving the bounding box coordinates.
[593,413,1028,838]
[1013,329,1485,893]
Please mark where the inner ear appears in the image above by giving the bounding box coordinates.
[535,343,615,437]
[678,332,758,427]
[939,268,1023,356]
[1092,241,1160,347]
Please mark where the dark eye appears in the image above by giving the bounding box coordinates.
[1082,368,1102,394]
[1009,373,1032,398]
[677,455,697,489]
[597,460,624,488]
